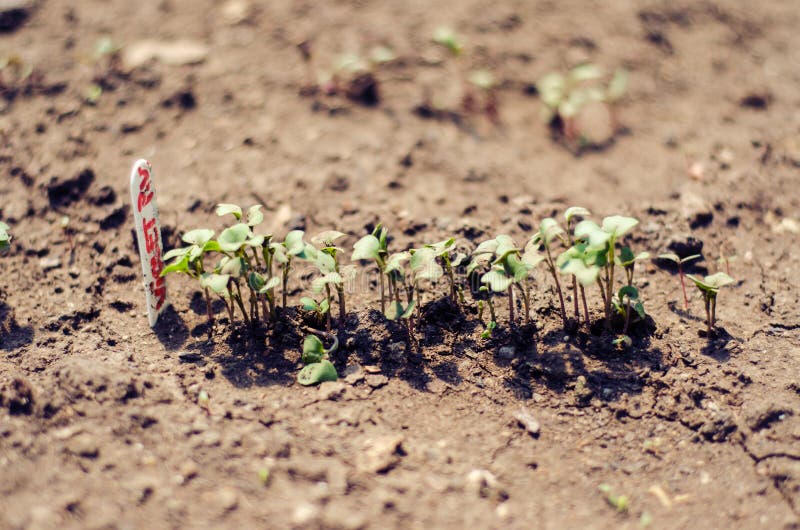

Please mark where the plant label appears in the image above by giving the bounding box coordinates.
[130,159,167,327]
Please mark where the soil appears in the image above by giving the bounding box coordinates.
[2,0,800,528]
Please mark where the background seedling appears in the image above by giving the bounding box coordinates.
[598,483,629,513]
[0,221,11,252]
[538,64,627,149]
[657,252,701,310]
[686,272,734,336]
[466,68,500,124]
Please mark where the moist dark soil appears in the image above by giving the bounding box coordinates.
[2,1,800,529]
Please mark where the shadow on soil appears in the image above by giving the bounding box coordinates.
[172,293,677,403]
[0,301,34,351]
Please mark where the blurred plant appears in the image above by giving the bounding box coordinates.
[538,64,627,148]
[686,272,734,336]
[0,221,11,252]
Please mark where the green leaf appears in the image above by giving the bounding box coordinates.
[432,26,462,56]
[538,72,565,109]
[246,205,264,227]
[505,254,532,281]
[469,69,495,90]
[352,235,380,261]
[385,251,410,274]
[163,246,191,261]
[220,256,245,276]
[312,272,343,293]
[426,238,456,256]
[319,298,330,314]
[216,203,242,220]
[473,237,500,257]
[410,247,436,270]
[634,301,646,319]
[606,69,628,102]
[602,216,639,239]
[302,335,325,364]
[618,285,639,301]
[574,220,611,248]
[200,273,230,296]
[315,252,337,274]
[284,230,307,256]
[312,230,346,247]
[564,206,591,223]
[560,259,600,286]
[704,272,735,289]
[569,63,603,83]
[537,218,564,247]
[682,254,702,264]
[658,253,680,264]
[297,360,338,386]
[258,276,281,294]
[451,252,467,267]
[218,224,251,252]
[300,297,319,310]
[401,299,416,319]
[182,228,215,247]
[161,255,190,276]
[481,267,514,293]
[415,261,444,282]
[494,235,518,258]
[481,320,497,339]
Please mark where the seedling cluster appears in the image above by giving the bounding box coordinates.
[538,64,628,150]
[162,203,736,382]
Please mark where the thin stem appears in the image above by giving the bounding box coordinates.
[545,246,567,326]
[324,284,332,332]
[336,285,346,324]
[622,299,631,335]
[520,283,530,326]
[710,296,717,330]
[232,280,252,328]
[572,276,579,319]
[580,284,589,327]
[379,270,386,314]
[203,287,214,328]
[679,263,689,310]
[704,295,711,336]
[507,285,515,327]
[282,260,293,309]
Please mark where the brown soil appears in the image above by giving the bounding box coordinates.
[2,0,800,528]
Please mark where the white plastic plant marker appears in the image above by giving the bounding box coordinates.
[130,159,167,327]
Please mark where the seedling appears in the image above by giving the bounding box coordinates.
[686,272,735,336]
[87,37,123,104]
[538,64,627,149]
[60,216,75,265]
[297,332,339,385]
[423,238,467,304]
[383,250,417,342]
[466,69,500,124]
[0,55,36,99]
[530,219,568,326]
[657,252,701,310]
[432,26,463,56]
[561,207,592,323]
[469,235,540,328]
[598,483,629,513]
[574,215,641,331]
[614,246,650,339]
[310,230,355,326]
[0,221,10,252]
[352,224,390,314]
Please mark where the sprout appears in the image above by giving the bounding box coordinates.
[0,221,11,252]
[686,272,735,336]
[658,252,701,310]
[530,218,568,326]
[352,224,389,314]
[297,333,339,386]
[433,26,463,56]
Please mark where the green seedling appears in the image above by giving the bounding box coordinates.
[561,206,592,323]
[557,241,602,327]
[300,295,330,329]
[198,390,211,415]
[0,221,11,252]
[87,37,123,103]
[423,238,467,304]
[598,483,629,513]
[466,69,500,124]
[274,229,314,309]
[310,230,355,326]
[686,272,735,336]
[657,252,701,310]
[297,360,338,385]
[469,235,540,328]
[383,250,417,343]
[432,26,463,56]
[574,215,640,331]
[352,224,390,314]
[614,246,650,337]
[538,64,627,147]
[530,218,568,326]
[0,54,35,95]
[301,333,339,364]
